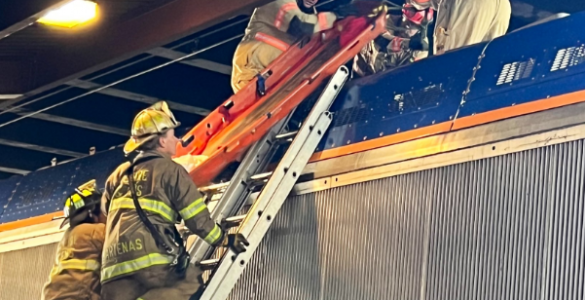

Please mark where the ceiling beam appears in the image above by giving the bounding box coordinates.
[0,166,29,176]
[146,47,232,75]
[0,95,22,100]
[67,79,210,116]
[0,16,36,41]
[0,0,67,40]
[0,138,85,157]
[0,0,270,105]
[9,107,128,136]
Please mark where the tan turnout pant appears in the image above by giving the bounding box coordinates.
[231,41,284,93]
[433,0,511,54]
[101,264,203,300]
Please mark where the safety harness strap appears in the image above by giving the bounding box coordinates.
[126,157,176,254]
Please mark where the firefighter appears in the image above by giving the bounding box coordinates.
[353,3,434,76]
[99,101,228,300]
[42,180,106,300]
[408,0,511,55]
[231,0,339,93]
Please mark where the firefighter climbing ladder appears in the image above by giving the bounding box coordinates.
[189,66,349,300]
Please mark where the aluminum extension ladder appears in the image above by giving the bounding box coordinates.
[188,66,349,300]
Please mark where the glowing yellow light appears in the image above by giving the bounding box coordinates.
[37,0,98,28]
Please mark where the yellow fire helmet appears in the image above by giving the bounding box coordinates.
[60,179,102,229]
[124,101,181,154]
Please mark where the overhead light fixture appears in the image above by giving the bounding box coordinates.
[37,0,98,28]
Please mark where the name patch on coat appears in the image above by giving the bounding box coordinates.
[105,238,143,260]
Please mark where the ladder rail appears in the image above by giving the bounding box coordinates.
[199,66,348,300]
[235,67,348,240]
[201,112,333,300]
[189,117,291,263]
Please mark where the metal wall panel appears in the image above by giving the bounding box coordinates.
[0,243,58,300]
[231,140,585,300]
[1,136,583,300]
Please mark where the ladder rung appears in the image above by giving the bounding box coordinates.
[200,172,272,193]
[199,182,230,193]
[222,215,247,229]
[199,259,220,270]
[225,215,246,223]
[249,171,272,181]
[275,130,298,141]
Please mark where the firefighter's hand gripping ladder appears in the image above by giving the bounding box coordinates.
[188,66,349,300]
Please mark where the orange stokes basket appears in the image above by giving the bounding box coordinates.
[175,11,387,186]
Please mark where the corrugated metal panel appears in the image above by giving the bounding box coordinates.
[230,139,585,300]
[0,243,57,300]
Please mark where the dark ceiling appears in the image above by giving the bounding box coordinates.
[0,0,584,179]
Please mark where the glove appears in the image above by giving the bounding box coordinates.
[216,221,249,254]
[222,233,249,254]
[407,32,428,51]
[331,4,361,19]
